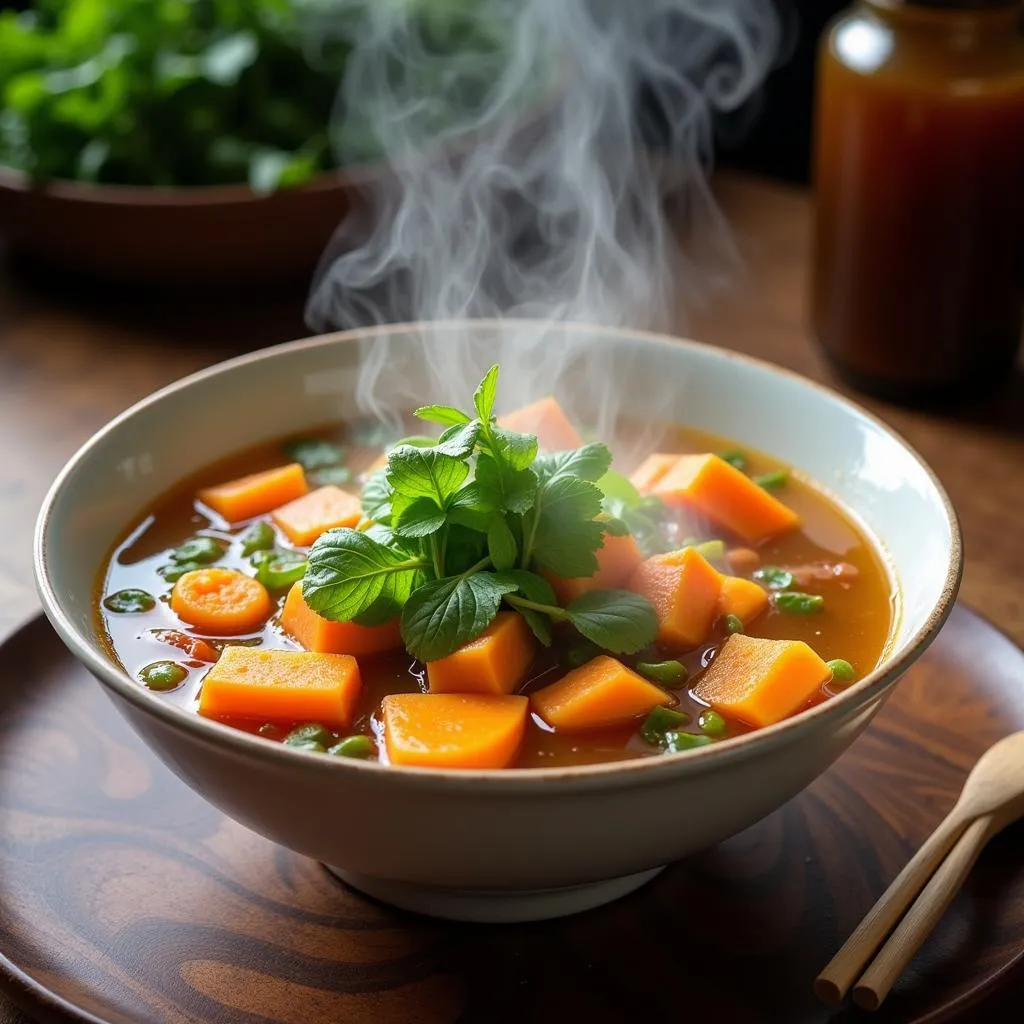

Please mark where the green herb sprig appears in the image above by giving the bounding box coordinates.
[303,366,659,661]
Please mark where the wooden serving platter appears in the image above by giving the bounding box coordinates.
[0,606,1022,1023]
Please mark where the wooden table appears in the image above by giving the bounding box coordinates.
[0,172,1021,1022]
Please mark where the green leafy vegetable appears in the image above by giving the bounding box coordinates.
[754,469,789,490]
[775,591,825,614]
[103,588,155,614]
[718,450,747,471]
[284,438,345,472]
[250,548,307,591]
[309,465,354,487]
[414,404,472,428]
[635,660,688,686]
[724,614,745,634]
[239,520,275,557]
[171,535,224,564]
[754,566,795,590]
[698,709,727,737]
[664,731,714,753]
[523,475,604,577]
[329,735,375,758]
[640,706,689,745]
[386,446,469,504]
[158,560,205,583]
[565,590,659,655]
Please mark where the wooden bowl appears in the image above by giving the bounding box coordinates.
[0,164,384,286]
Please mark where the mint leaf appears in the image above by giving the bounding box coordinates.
[490,425,538,470]
[435,420,481,458]
[567,590,659,654]
[304,529,427,623]
[535,442,612,483]
[400,571,517,661]
[446,484,492,532]
[391,494,447,538]
[386,445,469,504]
[284,438,345,471]
[529,476,604,577]
[491,568,558,646]
[442,524,490,575]
[475,454,537,514]
[487,516,518,570]
[415,404,471,428]
[361,470,392,523]
[474,364,500,422]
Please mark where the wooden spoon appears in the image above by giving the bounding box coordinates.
[815,730,1024,1007]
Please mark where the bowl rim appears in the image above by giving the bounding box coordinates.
[33,319,963,790]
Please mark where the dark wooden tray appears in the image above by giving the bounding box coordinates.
[1,606,1022,1023]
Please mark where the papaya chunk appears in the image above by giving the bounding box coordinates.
[271,485,362,547]
[543,529,643,604]
[530,655,671,731]
[629,453,680,494]
[497,397,583,451]
[281,582,402,656]
[198,646,362,729]
[198,463,308,524]
[627,547,723,649]
[692,634,830,728]
[718,575,769,627]
[653,453,799,543]
[427,612,535,695]
[382,693,528,769]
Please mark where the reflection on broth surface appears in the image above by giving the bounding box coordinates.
[97,413,894,770]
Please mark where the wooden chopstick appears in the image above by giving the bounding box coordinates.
[852,814,996,1010]
[814,807,972,1004]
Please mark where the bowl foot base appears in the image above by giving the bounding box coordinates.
[323,865,665,923]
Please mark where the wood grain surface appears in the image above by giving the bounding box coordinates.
[0,605,1022,1024]
[1,172,1022,1023]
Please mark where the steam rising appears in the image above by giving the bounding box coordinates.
[305,0,780,438]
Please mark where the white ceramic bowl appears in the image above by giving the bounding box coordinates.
[34,321,961,922]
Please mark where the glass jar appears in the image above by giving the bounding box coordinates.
[811,0,1024,403]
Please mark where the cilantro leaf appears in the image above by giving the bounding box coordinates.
[304,529,427,623]
[361,470,392,523]
[486,516,518,570]
[535,442,613,483]
[400,571,518,661]
[390,495,448,538]
[474,364,500,422]
[386,445,469,504]
[284,438,346,471]
[566,590,659,654]
[415,404,471,428]
[528,476,604,577]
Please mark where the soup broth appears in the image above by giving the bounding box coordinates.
[97,412,894,770]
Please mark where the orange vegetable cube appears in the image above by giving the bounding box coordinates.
[718,575,769,626]
[530,655,670,732]
[627,547,723,649]
[382,693,528,769]
[427,612,535,695]
[281,582,402,656]
[498,397,583,451]
[198,463,308,524]
[653,453,799,543]
[692,634,831,729]
[198,646,362,729]
[271,485,362,547]
[629,453,680,494]
[543,529,644,604]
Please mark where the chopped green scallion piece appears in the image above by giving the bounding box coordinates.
[635,659,688,686]
[139,660,187,691]
[240,521,275,557]
[718,450,748,471]
[159,560,205,583]
[170,536,224,564]
[283,723,334,750]
[698,709,727,737]
[103,588,156,614]
[724,614,744,635]
[775,591,824,614]
[693,539,726,561]
[329,735,375,759]
[640,706,689,744]
[754,469,788,490]
[664,731,714,753]
[754,566,794,590]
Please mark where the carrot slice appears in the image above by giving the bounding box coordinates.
[271,485,363,547]
[497,397,583,451]
[171,568,274,635]
[628,547,723,649]
[281,582,402,656]
[427,612,535,695]
[543,529,643,604]
[198,463,308,524]
[629,453,680,494]
[692,634,830,728]
[152,629,219,663]
[198,646,361,728]
[718,576,769,627]
[530,655,670,731]
[382,693,528,769]
[653,453,800,543]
